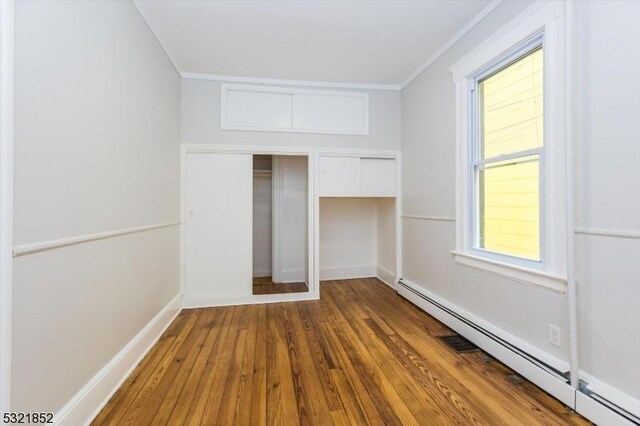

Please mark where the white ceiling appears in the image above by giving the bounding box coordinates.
[134,0,494,87]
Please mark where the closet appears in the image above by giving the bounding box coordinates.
[252,155,309,295]
[181,81,400,307]
[182,146,399,307]
[182,146,314,308]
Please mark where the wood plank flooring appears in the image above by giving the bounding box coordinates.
[92,278,589,425]
[253,276,309,295]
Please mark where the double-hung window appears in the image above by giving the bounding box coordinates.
[450,1,568,291]
[472,39,544,265]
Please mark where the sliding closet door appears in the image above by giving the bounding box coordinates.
[185,152,253,302]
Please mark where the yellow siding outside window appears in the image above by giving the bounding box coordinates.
[478,48,543,260]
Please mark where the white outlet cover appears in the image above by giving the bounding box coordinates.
[549,324,561,347]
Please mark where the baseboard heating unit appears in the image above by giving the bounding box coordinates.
[396,279,640,425]
[396,278,576,407]
[577,381,640,426]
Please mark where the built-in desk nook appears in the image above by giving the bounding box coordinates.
[315,149,401,291]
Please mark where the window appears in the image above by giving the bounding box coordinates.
[472,42,543,263]
[449,1,568,291]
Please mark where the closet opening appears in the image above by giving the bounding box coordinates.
[252,154,309,295]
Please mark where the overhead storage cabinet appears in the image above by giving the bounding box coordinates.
[221,84,369,135]
[318,153,397,197]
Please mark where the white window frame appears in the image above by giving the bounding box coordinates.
[450,1,568,292]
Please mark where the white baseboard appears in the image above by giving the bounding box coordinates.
[397,279,576,407]
[252,269,271,278]
[576,392,639,426]
[182,291,319,309]
[376,265,396,289]
[579,371,640,420]
[320,266,376,281]
[55,293,182,426]
[399,279,570,372]
[278,268,306,283]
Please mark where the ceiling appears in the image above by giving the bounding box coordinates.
[134,0,494,87]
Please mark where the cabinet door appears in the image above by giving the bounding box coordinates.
[318,156,360,195]
[185,152,253,301]
[361,158,396,196]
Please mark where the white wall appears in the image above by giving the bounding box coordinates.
[12,0,180,413]
[376,198,396,282]
[181,79,401,150]
[400,0,572,363]
[182,78,401,278]
[252,172,272,277]
[402,0,640,414]
[272,156,308,283]
[573,0,640,405]
[319,198,377,280]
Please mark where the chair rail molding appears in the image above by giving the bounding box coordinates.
[13,221,181,257]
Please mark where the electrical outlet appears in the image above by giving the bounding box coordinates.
[549,324,561,347]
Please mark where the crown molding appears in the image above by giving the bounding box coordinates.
[134,0,504,91]
[181,72,401,91]
[401,0,504,89]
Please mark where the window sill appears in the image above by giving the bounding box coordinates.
[450,250,567,293]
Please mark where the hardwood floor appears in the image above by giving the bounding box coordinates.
[253,276,308,295]
[92,278,589,425]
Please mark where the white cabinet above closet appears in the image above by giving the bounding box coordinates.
[318,152,398,197]
[221,84,369,135]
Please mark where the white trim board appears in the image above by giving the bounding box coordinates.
[376,266,396,290]
[401,0,504,88]
[580,371,640,420]
[574,227,640,240]
[183,291,319,309]
[0,0,14,412]
[56,293,182,426]
[397,279,572,379]
[183,72,401,91]
[397,280,575,407]
[13,221,180,257]
[136,0,507,91]
[252,269,272,278]
[278,269,306,284]
[183,144,313,156]
[401,214,456,223]
[138,2,506,91]
[451,250,568,294]
[315,147,399,159]
[576,392,639,426]
[319,266,377,281]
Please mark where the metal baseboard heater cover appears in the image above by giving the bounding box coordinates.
[579,381,640,425]
[398,279,640,424]
[397,280,569,382]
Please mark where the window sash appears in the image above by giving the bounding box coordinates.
[468,41,545,268]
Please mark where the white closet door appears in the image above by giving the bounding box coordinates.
[185,152,253,301]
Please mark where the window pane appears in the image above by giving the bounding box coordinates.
[479,155,540,260]
[479,48,543,159]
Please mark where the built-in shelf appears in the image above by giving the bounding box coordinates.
[253,169,273,177]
